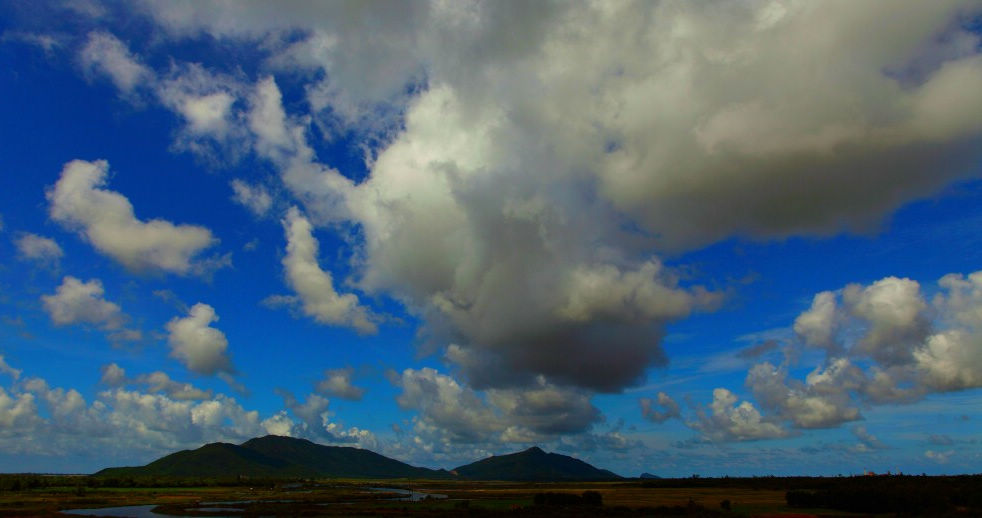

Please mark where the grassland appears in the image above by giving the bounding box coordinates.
[0,476,930,517]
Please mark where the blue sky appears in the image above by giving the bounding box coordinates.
[1,1,982,477]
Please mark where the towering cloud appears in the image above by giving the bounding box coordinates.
[54,1,982,448]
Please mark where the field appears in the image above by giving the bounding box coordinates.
[0,475,978,517]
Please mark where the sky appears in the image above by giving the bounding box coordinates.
[1,0,982,477]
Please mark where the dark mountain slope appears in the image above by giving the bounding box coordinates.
[453,446,621,481]
[95,435,449,479]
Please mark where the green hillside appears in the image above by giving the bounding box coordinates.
[96,435,449,479]
[453,446,622,481]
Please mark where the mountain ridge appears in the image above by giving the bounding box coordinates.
[452,445,622,481]
[95,436,621,481]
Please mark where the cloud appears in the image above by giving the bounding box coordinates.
[640,392,682,424]
[794,292,841,352]
[40,276,140,341]
[99,363,213,400]
[99,363,126,386]
[702,267,982,442]
[925,449,954,463]
[155,63,249,164]
[78,31,153,93]
[0,355,22,380]
[842,277,931,365]
[852,426,887,452]
[395,367,501,444]
[275,207,377,333]
[230,179,273,217]
[47,159,223,276]
[735,339,781,360]
[393,366,602,448]
[165,303,234,376]
[315,367,364,401]
[14,233,63,266]
[117,2,982,398]
[690,388,789,442]
[746,359,863,429]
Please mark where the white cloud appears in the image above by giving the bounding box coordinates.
[41,276,140,341]
[165,303,234,376]
[15,233,63,266]
[315,367,364,401]
[78,31,153,93]
[395,367,501,443]
[747,360,862,429]
[394,367,602,448]
[100,364,213,401]
[47,159,222,276]
[842,277,931,365]
[276,207,377,333]
[230,179,272,217]
[154,63,249,164]
[99,363,127,387]
[0,355,22,380]
[793,291,840,351]
[102,2,982,398]
[925,449,954,463]
[690,388,789,442]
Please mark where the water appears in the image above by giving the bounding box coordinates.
[62,487,448,516]
[62,505,165,517]
[366,487,448,501]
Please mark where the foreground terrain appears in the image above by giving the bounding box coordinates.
[0,474,980,517]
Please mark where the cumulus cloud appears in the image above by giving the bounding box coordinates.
[230,179,273,217]
[99,363,212,400]
[99,363,127,386]
[746,359,862,429]
[315,367,364,401]
[690,388,789,442]
[274,390,377,448]
[94,3,982,402]
[275,207,377,333]
[640,392,681,424]
[78,31,153,93]
[41,276,140,341]
[165,303,234,376]
[47,159,223,276]
[394,366,602,448]
[15,233,63,266]
[705,267,982,441]
[68,2,982,446]
[155,63,249,164]
[395,367,501,443]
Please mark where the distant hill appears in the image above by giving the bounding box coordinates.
[639,472,661,479]
[452,446,622,481]
[96,435,450,479]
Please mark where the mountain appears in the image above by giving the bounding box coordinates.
[95,435,450,479]
[452,446,622,481]
[639,472,661,479]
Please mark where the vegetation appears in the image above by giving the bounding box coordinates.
[2,474,979,516]
[786,474,982,515]
[95,435,452,479]
[453,446,622,481]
